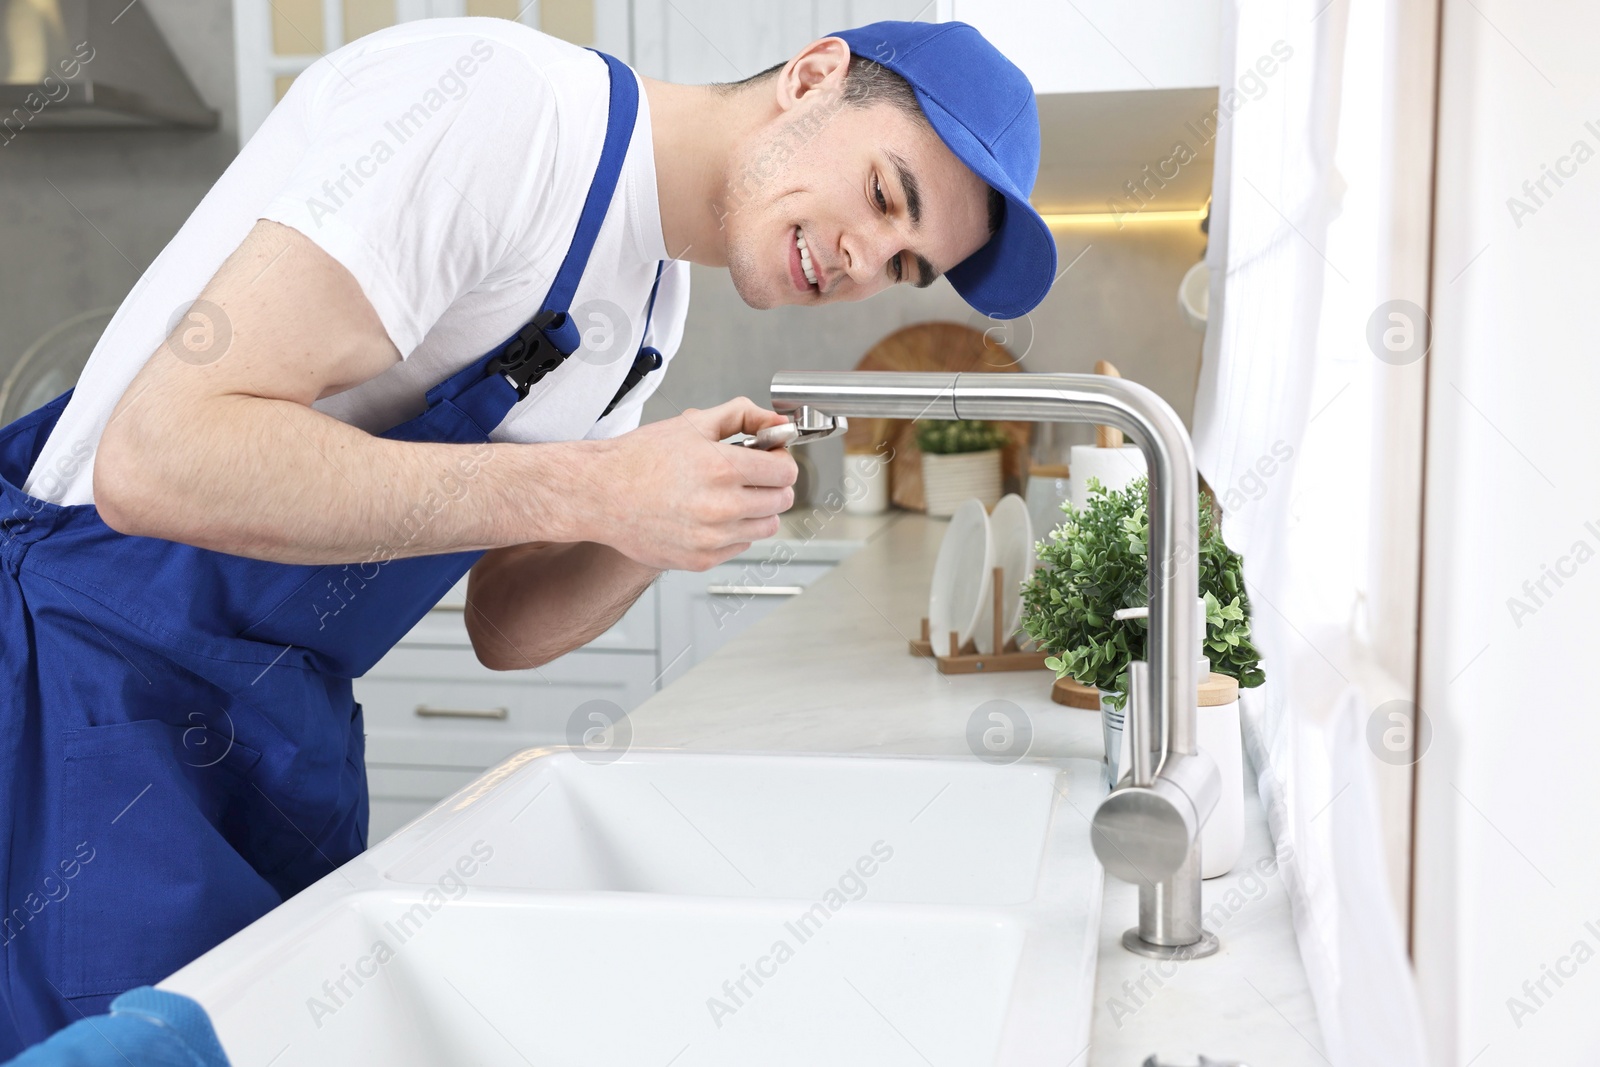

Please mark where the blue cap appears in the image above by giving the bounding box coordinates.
[828,21,1057,319]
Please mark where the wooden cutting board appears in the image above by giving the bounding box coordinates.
[843,322,1032,512]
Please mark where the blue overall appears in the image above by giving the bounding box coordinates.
[0,51,659,1057]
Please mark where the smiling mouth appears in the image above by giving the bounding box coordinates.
[793,226,819,291]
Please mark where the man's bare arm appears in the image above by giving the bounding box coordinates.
[95,221,795,572]
[465,542,657,669]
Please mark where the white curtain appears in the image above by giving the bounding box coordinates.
[1195,0,1430,1062]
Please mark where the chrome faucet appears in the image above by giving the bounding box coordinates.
[770,371,1221,959]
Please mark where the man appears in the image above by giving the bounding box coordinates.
[0,16,1055,1055]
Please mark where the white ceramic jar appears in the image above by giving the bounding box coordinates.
[1196,676,1244,879]
[842,451,890,515]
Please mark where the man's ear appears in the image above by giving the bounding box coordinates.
[773,36,851,112]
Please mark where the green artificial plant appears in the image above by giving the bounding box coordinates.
[915,419,1009,456]
[1020,477,1265,710]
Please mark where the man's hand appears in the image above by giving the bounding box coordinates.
[582,398,798,571]
[465,400,795,668]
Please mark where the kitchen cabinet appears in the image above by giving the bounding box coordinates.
[232,0,630,141]
[655,559,835,688]
[360,646,660,765]
[629,0,935,84]
[628,1,812,84]
[945,0,1220,94]
[365,765,483,846]
[356,550,845,842]
[626,0,1221,93]
[235,0,1215,144]
[356,577,660,841]
[360,648,660,836]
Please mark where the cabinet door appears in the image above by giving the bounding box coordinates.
[946,0,1220,94]
[655,560,833,688]
[357,648,659,765]
[366,765,484,843]
[631,0,817,83]
[812,0,944,34]
[235,0,630,144]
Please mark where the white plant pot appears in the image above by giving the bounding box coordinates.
[1197,695,1244,878]
[922,449,1002,517]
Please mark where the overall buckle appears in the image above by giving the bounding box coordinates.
[489,310,570,399]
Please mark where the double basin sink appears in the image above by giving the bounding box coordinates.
[162,748,1108,1066]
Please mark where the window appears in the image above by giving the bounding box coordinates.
[233,0,598,141]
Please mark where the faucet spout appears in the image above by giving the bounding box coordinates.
[770,370,1220,958]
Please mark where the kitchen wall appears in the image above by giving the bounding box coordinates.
[0,0,237,379]
[644,219,1210,495]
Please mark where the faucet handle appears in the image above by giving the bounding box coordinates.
[1116,598,1215,684]
[1090,654,1221,887]
[1113,597,1207,635]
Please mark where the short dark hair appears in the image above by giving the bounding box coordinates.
[721,56,1005,236]
[718,55,920,118]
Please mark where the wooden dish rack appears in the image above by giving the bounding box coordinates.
[908,565,1051,674]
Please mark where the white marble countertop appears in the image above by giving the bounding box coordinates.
[631,509,1327,1067]
[727,509,889,563]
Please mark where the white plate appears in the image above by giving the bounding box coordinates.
[976,494,1036,654]
[928,498,993,656]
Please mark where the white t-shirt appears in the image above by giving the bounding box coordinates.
[25,19,687,506]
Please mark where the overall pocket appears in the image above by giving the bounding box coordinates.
[56,718,276,998]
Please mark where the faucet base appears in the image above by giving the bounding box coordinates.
[1121,927,1220,961]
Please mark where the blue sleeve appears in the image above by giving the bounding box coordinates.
[3,988,231,1067]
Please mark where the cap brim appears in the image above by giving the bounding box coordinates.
[914,91,1058,320]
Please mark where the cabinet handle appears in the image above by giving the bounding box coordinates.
[414,705,508,721]
[705,584,805,597]
[431,604,467,613]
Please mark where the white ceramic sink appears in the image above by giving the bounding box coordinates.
[162,750,1107,1067]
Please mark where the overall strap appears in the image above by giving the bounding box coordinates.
[601,259,665,418]
[531,50,641,356]
[422,50,640,437]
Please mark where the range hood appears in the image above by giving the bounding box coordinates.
[0,0,218,129]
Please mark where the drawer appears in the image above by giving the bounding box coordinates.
[399,577,658,652]
[655,560,834,689]
[355,649,659,767]
[365,764,484,844]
